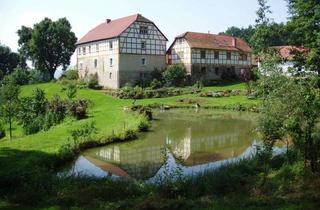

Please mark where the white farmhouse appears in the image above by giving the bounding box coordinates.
[76,14,168,89]
[167,32,252,83]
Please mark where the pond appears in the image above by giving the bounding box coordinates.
[63,109,259,181]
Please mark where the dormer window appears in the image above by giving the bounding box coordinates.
[139,26,148,35]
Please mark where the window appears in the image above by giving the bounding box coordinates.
[79,63,83,70]
[78,48,81,55]
[141,41,146,50]
[96,44,99,52]
[214,51,219,59]
[89,46,91,53]
[82,47,86,55]
[227,52,231,60]
[94,59,98,68]
[240,53,247,61]
[109,41,113,50]
[139,26,148,35]
[200,50,206,59]
[110,58,113,67]
[109,72,112,79]
[141,58,146,65]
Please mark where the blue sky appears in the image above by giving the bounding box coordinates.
[0,0,289,66]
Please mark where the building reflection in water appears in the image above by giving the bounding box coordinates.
[71,110,257,180]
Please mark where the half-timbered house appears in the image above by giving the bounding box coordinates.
[167,32,252,83]
[76,14,168,89]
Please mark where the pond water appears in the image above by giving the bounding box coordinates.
[63,109,259,181]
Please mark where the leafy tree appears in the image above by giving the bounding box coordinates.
[162,64,187,87]
[258,53,320,172]
[0,44,24,77]
[0,79,20,139]
[10,67,30,85]
[17,17,77,79]
[255,0,272,26]
[219,26,256,46]
[287,0,320,74]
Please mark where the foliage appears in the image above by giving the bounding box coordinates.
[219,25,256,46]
[29,69,51,84]
[17,17,77,79]
[87,73,99,89]
[66,83,77,99]
[258,56,320,172]
[69,121,98,149]
[47,95,68,124]
[62,69,79,80]
[0,44,25,77]
[0,121,5,139]
[0,79,20,139]
[68,99,89,120]
[162,64,187,87]
[150,79,163,90]
[287,0,320,74]
[9,67,30,85]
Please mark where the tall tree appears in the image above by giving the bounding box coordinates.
[17,17,77,79]
[0,78,20,139]
[287,0,320,74]
[219,26,256,46]
[251,0,273,54]
[0,44,24,78]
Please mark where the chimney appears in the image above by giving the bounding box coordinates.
[232,38,237,47]
[106,19,111,24]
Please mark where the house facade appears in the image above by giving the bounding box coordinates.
[76,14,168,89]
[167,32,252,83]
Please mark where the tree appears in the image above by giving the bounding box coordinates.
[162,64,187,87]
[250,0,273,53]
[219,26,256,46]
[0,44,24,77]
[287,0,320,74]
[17,17,77,79]
[258,53,320,172]
[0,78,20,139]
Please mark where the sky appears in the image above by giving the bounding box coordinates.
[0,0,289,66]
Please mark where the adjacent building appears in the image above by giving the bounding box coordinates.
[167,32,252,83]
[76,14,168,89]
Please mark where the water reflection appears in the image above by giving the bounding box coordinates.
[66,110,258,180]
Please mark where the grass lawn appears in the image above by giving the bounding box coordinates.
[0,82,259,172]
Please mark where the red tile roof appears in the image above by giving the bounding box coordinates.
[77,14,154,45]
[272,46,309,60]
[174,32,252,52]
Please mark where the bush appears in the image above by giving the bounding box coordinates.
[150,79,163,89]
[29,69,51,84]
[0,122,5,139]
[87,73,99,89]
[48,95,67,124]
[66,83,77,99]
[68,99,89,120]
[63,69,79,80]
[10,67,30,85]
[162,64,187,87]
[138,118,150,132]
[69,121,98,147]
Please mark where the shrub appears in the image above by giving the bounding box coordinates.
[69,121,98,147]
[150,79,163,89]
[63,69,79,80]
[29,69,51,84]
[138,118,150,132]
[48,95,67,124]
[162,64,187,87]
[23,116,44,135]
[0,122,5,139]
[87,73,99,89]
[66,83,77,99]
[10,67,30,85]
[68,99,89,120]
